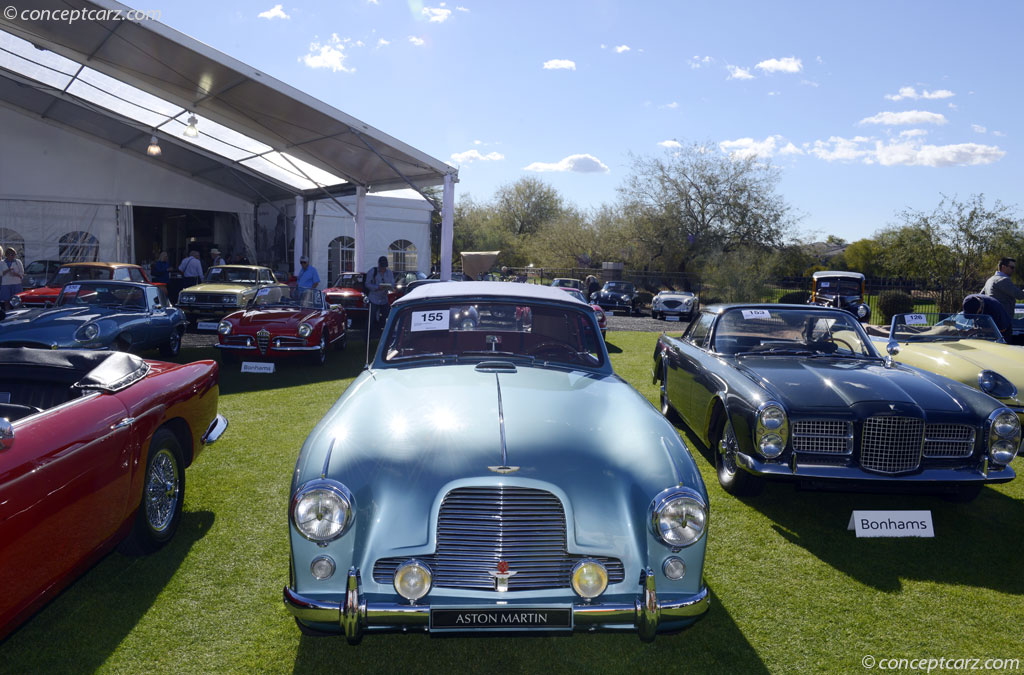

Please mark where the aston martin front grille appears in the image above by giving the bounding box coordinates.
[792,420,853,454]
[256,328,270,354]
[923,424,975,458]
[373,486,625,591]
[860,416,923,473]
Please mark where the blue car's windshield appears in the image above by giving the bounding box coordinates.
[383,301,604,368]
[715,307,876,357]
[58,282,146,309]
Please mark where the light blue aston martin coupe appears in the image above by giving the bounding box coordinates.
[284,282,710,642]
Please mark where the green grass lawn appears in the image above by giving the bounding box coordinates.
[2,333,1022,673]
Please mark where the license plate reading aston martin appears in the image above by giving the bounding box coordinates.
[430,608,572,630]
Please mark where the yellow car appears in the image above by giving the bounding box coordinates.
[177,265,289,329]
[881,312,1024,421]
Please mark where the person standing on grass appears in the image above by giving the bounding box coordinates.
[365,255,394,333]
[982,257,1024,319]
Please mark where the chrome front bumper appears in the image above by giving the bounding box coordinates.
[201,414,228,445]
[737,451,1016,484]
[214,343,321,352]
[284,567,709,643]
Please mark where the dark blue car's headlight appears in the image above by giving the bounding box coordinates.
[75,323,99,342]
[291,479,354,543]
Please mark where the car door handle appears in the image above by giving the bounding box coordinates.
[111,417,135,430]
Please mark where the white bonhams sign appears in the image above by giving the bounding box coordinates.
[848,510,934,538]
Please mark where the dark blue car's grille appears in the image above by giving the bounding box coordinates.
[373,486,625,591]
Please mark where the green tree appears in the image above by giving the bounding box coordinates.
[842,239,884,277]
[494,177,565,237]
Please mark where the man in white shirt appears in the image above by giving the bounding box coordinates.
[179,250,203,287]
[0,247,24,309]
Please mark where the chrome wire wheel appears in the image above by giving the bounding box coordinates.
[145,447,180,534]
[718,419,739,478]
[714,415,763,496]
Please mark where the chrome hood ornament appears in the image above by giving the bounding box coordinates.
[487,560,518,592]
[487,373,519,474]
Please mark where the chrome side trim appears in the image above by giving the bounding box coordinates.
[201,414,228,445]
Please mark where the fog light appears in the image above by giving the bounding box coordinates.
[394,560,432,602]
[662,557,687,580]
[571,559,608,599]
[759,433,784,458]
[310,556,336,580]
[990,440,1019,465]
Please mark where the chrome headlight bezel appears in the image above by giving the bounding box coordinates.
[298,322,313,338]
[8,295,20,308]
[290,479,355,544]
[217,320,232,335]
[570,559,609,599]
[393,559,432,602]
[179,293,195,304]
[75,322,100,342]
[987,408,1021,466]
[978,370,1018,399]
[755,401,788,459]
[649,486,708,548]
[221,294,236,305]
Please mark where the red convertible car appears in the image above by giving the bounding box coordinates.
[214,287,347,366]
[323,272,398,325]
[12,262,160,308]
[0,348,227,640]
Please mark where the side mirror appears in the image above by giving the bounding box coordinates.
[0,419,13,450]
[886,341,900,356]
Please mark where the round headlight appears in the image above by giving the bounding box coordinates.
[758,405,785,431]
[310,555,336,580]
[218,321,232,335]
[221,295,235,304]
[662,557,687,581]
[180,293,194,304]
[75,323,100,342]
[393,560,432,601]
[992,410,1020,438]
[571,560,608,599]
[990,440,1018,465]
[291,480,353,543]
[650,487,708,548]
[857,304,869,318]
[298,323,313,338]
[9,295,20,308]
[759,433,785,458]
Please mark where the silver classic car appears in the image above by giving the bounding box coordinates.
[284,282,710,641]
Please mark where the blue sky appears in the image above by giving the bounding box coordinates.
[159,1,1023,243]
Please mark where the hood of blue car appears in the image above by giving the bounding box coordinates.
[736,356,974,413]
[295,363,703,553]
[0,305,109,334]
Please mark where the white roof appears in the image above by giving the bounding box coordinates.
[812,270,865,280]
[0,0,455,202]
[396,281,588,307]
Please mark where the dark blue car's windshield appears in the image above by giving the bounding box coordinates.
[58,282,146,309]
[715,308,875,357]
[383,301,604,368]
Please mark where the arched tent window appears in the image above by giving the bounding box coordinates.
[328,236,354,281]
[0,228,24,257]
[389,239,417,274]
[59,231,100,262]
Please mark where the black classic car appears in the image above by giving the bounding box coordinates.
[808,271,871,323]
[592,281,642,316]
[653,304,1019,500]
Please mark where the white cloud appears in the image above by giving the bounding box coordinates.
[755,57,802,74]
[727,65,754,80]
[689,55,713,69]
[859,110,947,126]
[993,130,1006,137]
[885,86,955,101]
[972,124,987,133]
[422,6,452,22]
[450,149,505,164]
[614,45,630,53]
[767,91,779,96]
[377,38,390,47]
[899,129,928,138]
[258,4,289,19]
[948,102,958,110]
[408,35,425,46]
[456,6,469,11]
[719,135,785,160]
[779,142,804,155]
[809,135,1004,167]
[659,101,678,109]
[543,59,576,70]
[302,35,353,73]
[800,79,819,87]
[523,154,609,173]
[658,140,683,149]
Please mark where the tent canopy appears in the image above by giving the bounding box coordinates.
[0,0,456,204]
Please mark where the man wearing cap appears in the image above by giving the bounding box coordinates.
[365,255,395,332]
[210,248,226,266]
[296,255,320,295]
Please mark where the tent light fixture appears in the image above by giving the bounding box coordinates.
[183,114,199,138]
[146,135,162,156]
